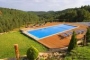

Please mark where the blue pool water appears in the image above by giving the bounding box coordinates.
[27,24,77,39]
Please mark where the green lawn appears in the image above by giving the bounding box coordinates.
[0,31,47,59]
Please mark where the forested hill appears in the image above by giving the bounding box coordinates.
[28,11,56,22]
[0,5,90,33]
[0,7,39,33]
[57,5,90,22]
[32,5,90,22]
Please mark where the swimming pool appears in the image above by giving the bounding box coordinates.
[24,24,77,40]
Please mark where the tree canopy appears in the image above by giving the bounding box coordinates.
[34,5,90,22]
[0,5,90,33]
[0,7,39,33]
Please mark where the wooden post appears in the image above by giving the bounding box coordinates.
[14,44,20,60]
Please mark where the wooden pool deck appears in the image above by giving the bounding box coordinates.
[21,22,88,49]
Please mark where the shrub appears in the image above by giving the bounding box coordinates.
[27,46,39,60]
[64,56,72,60]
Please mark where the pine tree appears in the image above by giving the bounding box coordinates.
[86,28,90,42]
[68,31,77,52]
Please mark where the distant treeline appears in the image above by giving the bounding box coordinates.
[56,5,90,22]
[32,5,90,22]
[0,5,90,33]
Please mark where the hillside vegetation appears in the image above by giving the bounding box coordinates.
[0,7,39,33]
[0,5,90,33]
[33,5,90,22]
[64,46,90,60]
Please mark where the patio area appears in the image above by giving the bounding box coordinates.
[21,22,88,49]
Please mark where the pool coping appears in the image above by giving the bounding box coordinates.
[22,24,78,40]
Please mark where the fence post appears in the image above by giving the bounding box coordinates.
[14,44,20,60]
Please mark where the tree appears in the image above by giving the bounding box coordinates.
[68,31,77,52]
[77,9,90,22]
[86,28,90,42]
[0,7,40,33]
[27,46,39,60]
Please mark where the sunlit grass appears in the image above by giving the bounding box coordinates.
[0,31,47,58]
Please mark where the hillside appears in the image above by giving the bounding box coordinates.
[0,5,90,32]
[0,7,39,33]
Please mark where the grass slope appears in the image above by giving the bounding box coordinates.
[0,31,47,59]
[64,45,90,60]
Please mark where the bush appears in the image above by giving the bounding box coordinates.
[64,56,72,60]
[27,46,39,60]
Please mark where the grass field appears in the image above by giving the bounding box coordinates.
[0,31,47,59]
